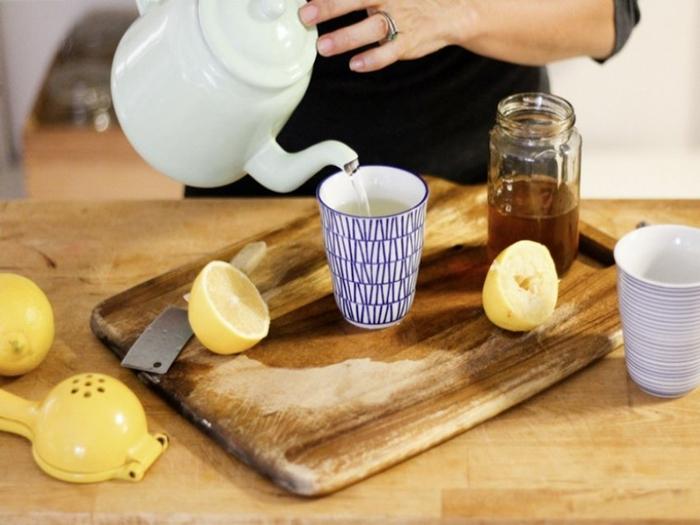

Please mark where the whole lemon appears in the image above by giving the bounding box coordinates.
[0,273,55,376]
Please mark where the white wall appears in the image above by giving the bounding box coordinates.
[0,0,135,153]
[548,0,700,198]
[551,0,700,150]
[0,14,11,168]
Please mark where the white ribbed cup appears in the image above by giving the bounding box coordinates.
[614,225,700,397]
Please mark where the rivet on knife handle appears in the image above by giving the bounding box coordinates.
[121,307,193,374]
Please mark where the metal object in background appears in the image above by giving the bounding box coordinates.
[34,10,136,132]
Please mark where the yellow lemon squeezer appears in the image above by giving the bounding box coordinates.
[0,373,168,483]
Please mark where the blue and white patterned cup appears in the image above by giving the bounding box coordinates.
[317,166,429,329]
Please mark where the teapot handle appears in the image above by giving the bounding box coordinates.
[135,0,161,15]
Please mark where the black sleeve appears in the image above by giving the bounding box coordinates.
[598,0,641,62]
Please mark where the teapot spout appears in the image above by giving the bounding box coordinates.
[245,139,358,193]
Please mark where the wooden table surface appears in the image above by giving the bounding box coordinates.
[1,191,699,524]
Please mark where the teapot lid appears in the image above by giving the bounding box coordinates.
[199,0,318,89]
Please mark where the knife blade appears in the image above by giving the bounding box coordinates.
[121,306,193,374]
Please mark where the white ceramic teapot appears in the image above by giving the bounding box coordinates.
[111,0,358,192]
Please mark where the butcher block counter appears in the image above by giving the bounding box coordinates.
[1,185,699,524]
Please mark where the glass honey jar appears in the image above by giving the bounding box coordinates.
[488,93,582,275]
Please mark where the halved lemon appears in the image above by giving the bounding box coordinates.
[0,273,55,376]
[482,241,559,332]
[188,261,270,355]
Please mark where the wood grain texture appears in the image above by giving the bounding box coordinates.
[2,189,700,523]
[91,178,621,496]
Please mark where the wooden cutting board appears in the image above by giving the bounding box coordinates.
[91,178,622,496]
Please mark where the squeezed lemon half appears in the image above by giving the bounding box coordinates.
[482,241,559,332]
[188,261,270,355]
[0,273,55,376]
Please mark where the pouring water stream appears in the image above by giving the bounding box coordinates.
[343,159,372,217]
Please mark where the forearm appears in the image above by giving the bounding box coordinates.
[450,0,616,65]
[300,0,621,72]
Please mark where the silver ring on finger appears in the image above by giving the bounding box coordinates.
[374,10,400,44]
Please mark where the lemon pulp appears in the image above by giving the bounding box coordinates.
[482,240,559,332]
[188,261,269,355]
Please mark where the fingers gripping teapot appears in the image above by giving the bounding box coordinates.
[111,0,358,192]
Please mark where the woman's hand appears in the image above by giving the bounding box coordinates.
[298,0,474,72]
[298,0,618,71]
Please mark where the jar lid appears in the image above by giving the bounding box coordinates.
[198,0,318,89]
